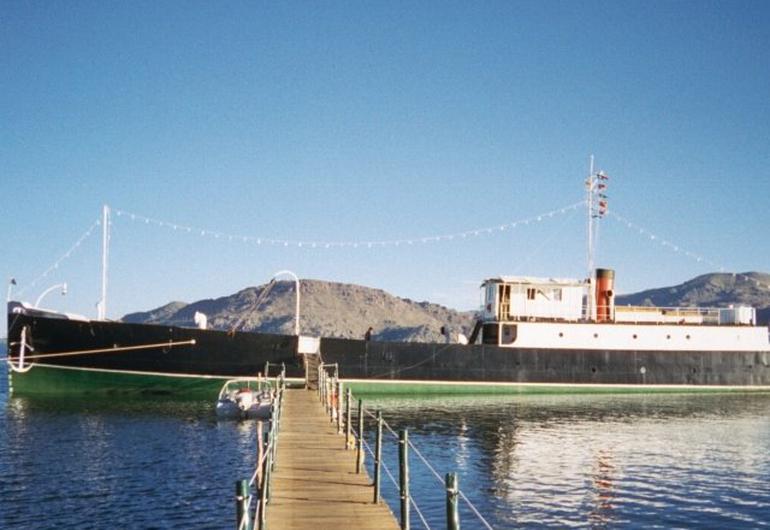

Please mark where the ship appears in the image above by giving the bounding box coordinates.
[5,265,770,396]
[5,163,770,396]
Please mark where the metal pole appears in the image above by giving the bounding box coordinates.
[235,479,251,530]
[399,429,410,530]
[356,398,364,473]
[272,270,300,335]
[99,204,110,320]
[445,472,460,530]
[374,410,383,504]
[345,388,352,449]
[586,155,595,321]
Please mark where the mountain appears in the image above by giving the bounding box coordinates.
[121,272,770,341]
[122,279,476,342]
[616,272,770,325]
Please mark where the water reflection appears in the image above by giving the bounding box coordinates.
[366,393,770,529]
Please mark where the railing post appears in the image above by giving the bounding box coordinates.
[445,472,460,530]
[270,418,278,471]
[399,429,410,530]
[235,479,251,530]
[356,398,365,473]
[264,429,273,502]
[260,442,271,528]
[345,387,352,449]
[336,381,343,434]
[256,421,264,485]
[373,410,383,504]
[325,375,331,416]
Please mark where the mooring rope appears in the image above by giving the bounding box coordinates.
[0,339,196,363]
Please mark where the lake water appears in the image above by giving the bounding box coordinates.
[2,352,769,528]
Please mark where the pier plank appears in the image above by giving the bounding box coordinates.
[265,389,399,530]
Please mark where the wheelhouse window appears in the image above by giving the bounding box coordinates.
[526,288,536,300]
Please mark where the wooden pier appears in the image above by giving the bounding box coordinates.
[265,388,399,530]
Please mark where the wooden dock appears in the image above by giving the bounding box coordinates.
[265,388,399,530]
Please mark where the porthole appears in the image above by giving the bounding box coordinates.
[593,333,598,338]
[558,332,564,338]
[632,334,638,339]
[686,334,691,340]
[640,366,647,374]
[591,367,597,373]
[666,334,671,340]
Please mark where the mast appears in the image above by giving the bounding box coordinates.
[586,155,595,320]
[587,155,595,279]
[585,157,610,321]
[99,204,110,320]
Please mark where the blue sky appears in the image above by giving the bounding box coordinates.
[2,1,769,335]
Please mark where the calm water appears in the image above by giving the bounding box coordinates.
[2,356,769,529]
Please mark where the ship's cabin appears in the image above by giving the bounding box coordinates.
[481,276,586,323]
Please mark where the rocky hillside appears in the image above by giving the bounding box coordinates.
[616,272,770,325]
[123,280,477,342]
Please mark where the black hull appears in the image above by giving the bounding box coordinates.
[7,308,770,391]
[7,310,302,378]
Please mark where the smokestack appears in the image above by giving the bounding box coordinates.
[595,268,615,322]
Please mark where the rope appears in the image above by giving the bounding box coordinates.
[0,339,197,363]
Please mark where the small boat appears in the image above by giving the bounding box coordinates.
[215,378,273,420]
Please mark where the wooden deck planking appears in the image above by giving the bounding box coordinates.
[265,389,399,530]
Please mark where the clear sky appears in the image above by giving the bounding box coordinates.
[2,1,769,336]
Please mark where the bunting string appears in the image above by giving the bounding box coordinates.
[607,211,770,293]
[15,219,102,297]
[113,201,586,249]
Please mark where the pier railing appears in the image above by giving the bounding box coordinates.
[235,367,286,530]
[316,363,494,530]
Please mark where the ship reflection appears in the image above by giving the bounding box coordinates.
[589,449,616,525]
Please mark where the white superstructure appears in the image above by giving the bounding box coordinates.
[480,270,770,353]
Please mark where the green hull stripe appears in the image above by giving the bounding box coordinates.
[9,364,770,397]
[10,364,228,398]
[342,379,770,396]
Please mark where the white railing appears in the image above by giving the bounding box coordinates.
[497,304,753,326]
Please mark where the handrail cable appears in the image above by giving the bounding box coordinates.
[361,434,432,530]
[406,435,495,530]
[361,400,494,530]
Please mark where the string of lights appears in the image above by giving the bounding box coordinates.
[15,219,102,297]
[607,211,770,292]
[14,202,768,300]
[113,201,586,249]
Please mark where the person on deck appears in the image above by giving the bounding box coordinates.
[364,327,373,341]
